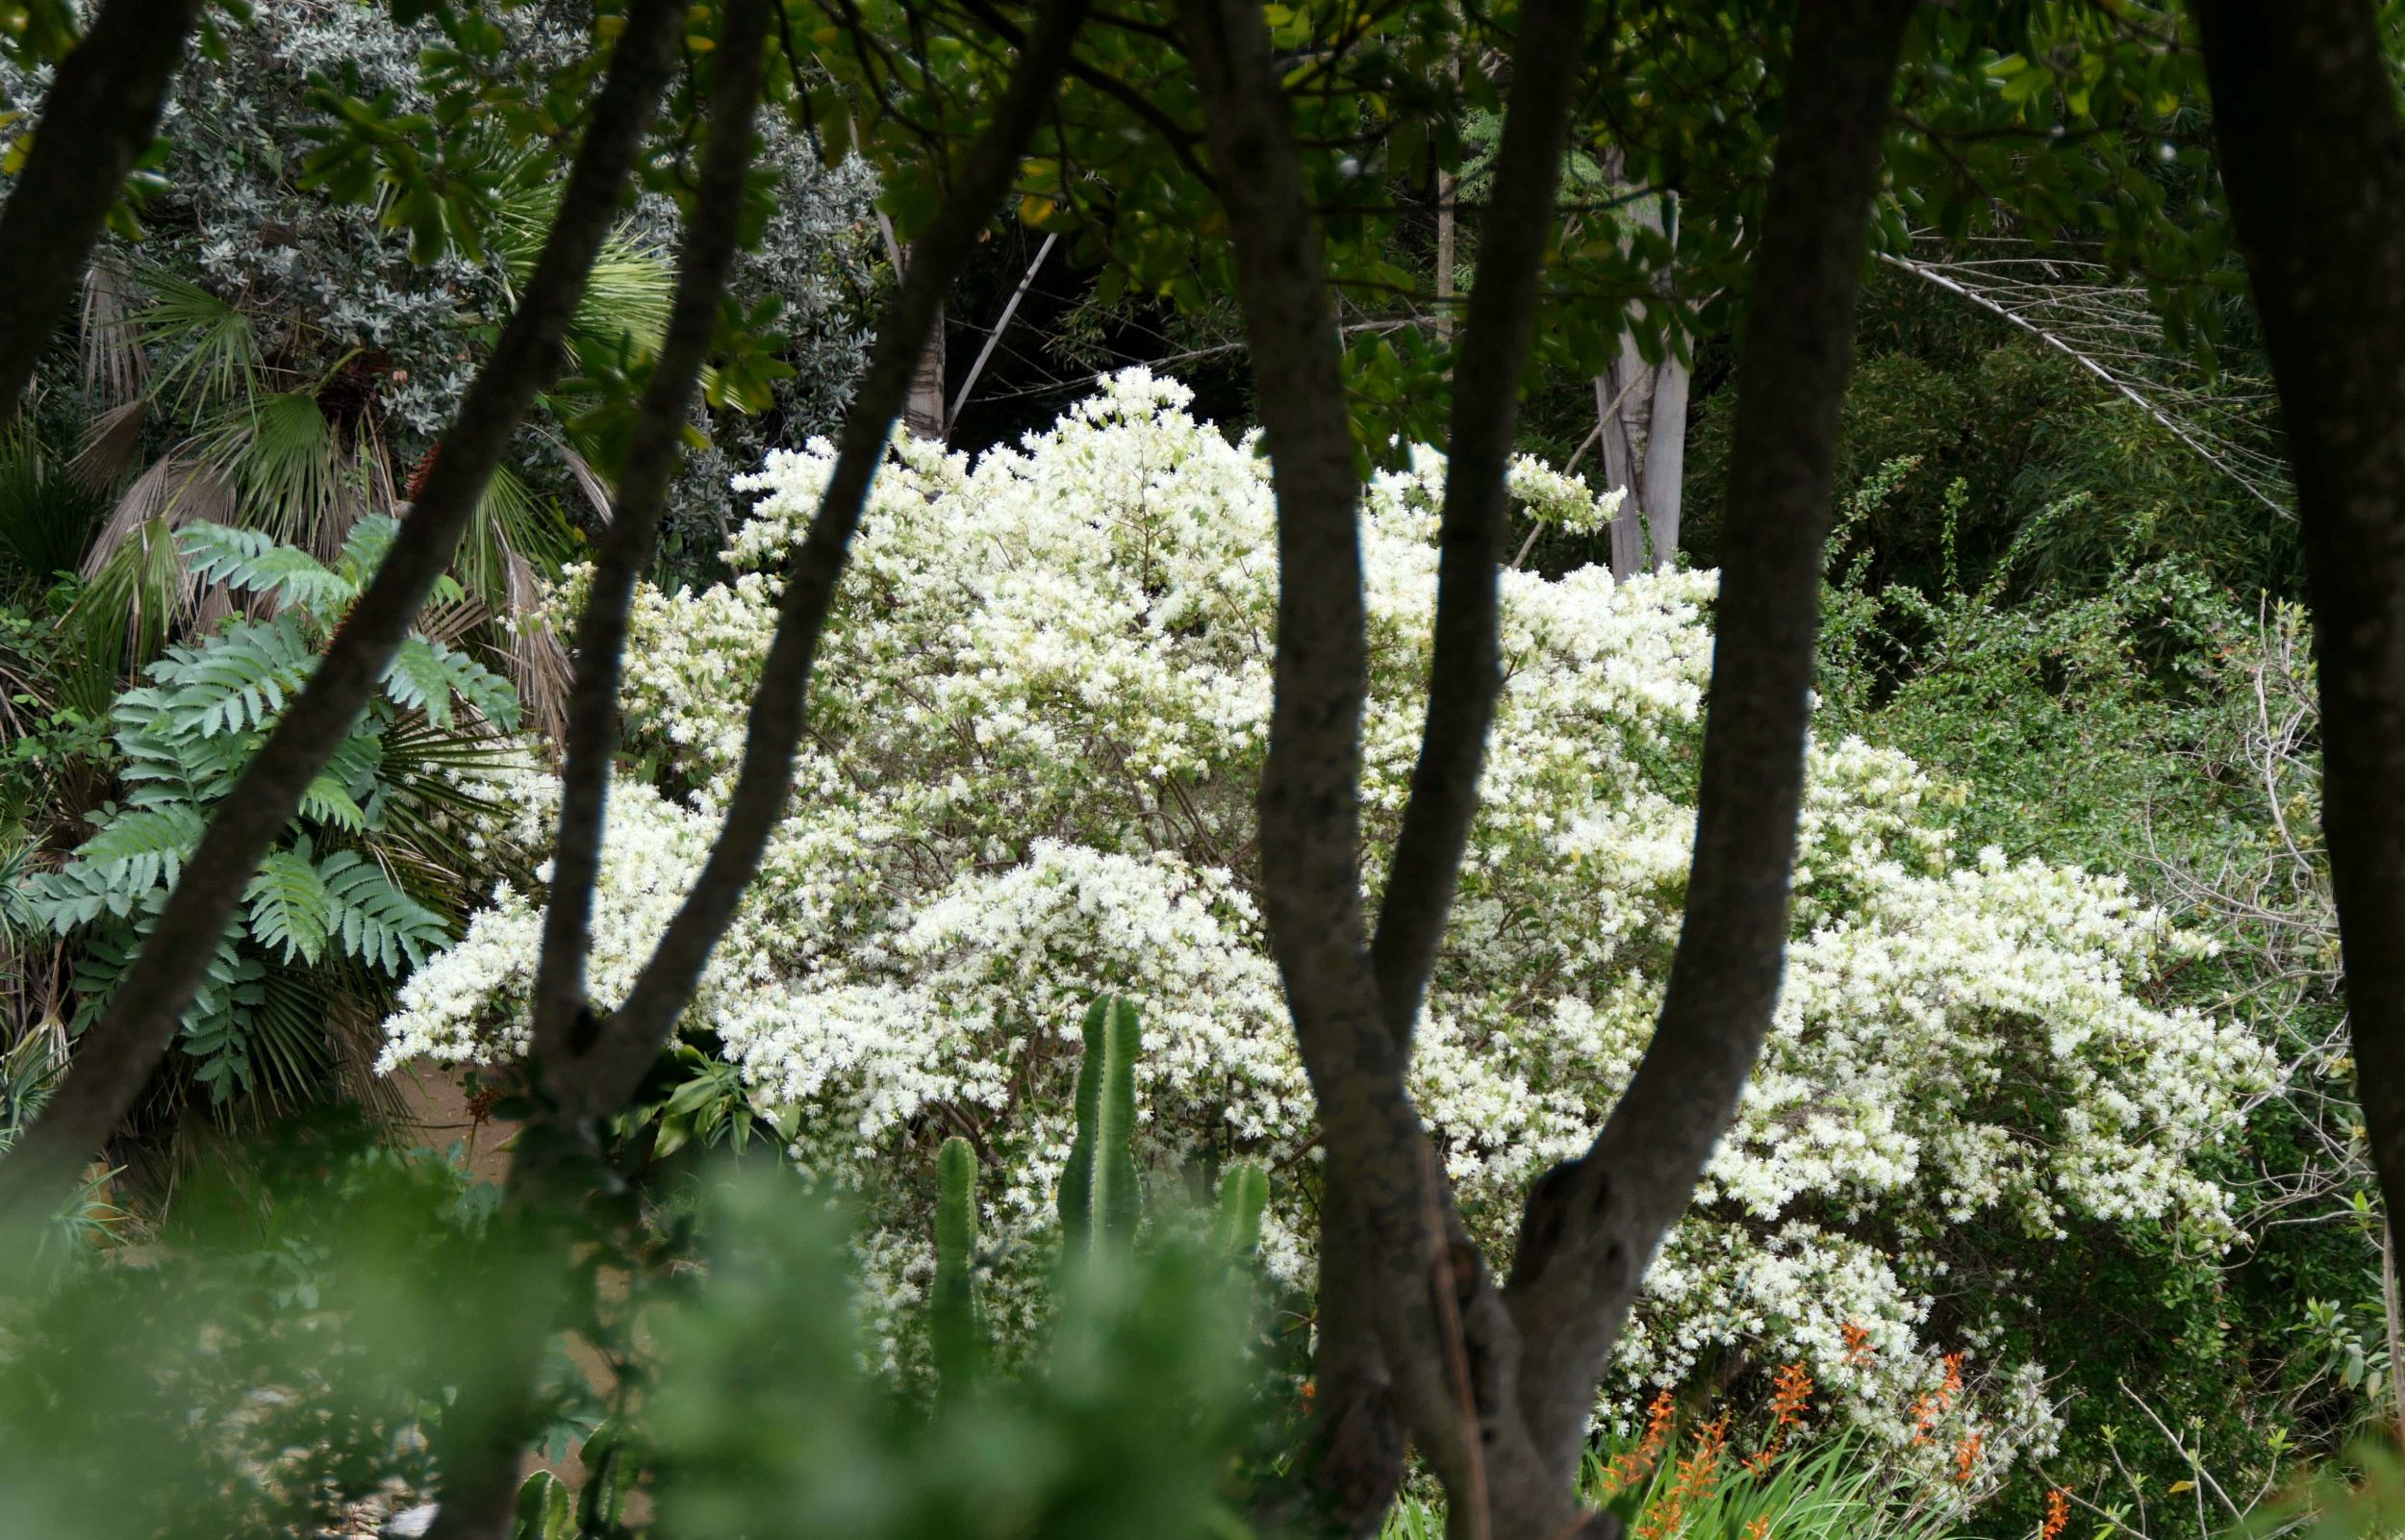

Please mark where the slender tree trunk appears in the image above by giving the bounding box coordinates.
[529,0,776,1097]
[0,0,207,419]
[1601,192,1688,576]
[1194,0,1910,1529]
[422,22,780,1532]
[1497,0,1914,1490]
[0,0,688,1224]
[1640,345,1689,567]
[2191,0,2405,1248]
[1601,359,1648,576]
[566,0,1093,1114]
[905,294,949,439]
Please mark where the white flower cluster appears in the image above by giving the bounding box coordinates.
[380,370,2269,1492]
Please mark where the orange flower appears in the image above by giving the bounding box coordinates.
[1953,1430,1985,1484]
[1909,1394,1942,1446]
[1841,1321,1875,1368]
[1941,1351,1966,1402]
[1743,1519,1771,1540]
[1604,1389,1679,1498]
[1746,1363,1814,1474]
[1770,1363,1813,1426]
[2040,1488,2070,1540]
[1639,1413,1731,1540]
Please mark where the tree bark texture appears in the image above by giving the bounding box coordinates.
[528,0,774,1107]
[1601,193,1688,577]
[1499,0,1913,1477]
[0,0,207,419]
[0,0,688,1222]
[2191,0,2405,1258]
[1191,0,1912,1531]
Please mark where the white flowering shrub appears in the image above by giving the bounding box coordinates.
[380,371,2269,1500]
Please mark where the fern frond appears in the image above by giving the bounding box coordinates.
[147,617,315,737]
[178,521,357,614]
[245,845,332,964]
[298,770,367,832]
[318,850,450,973]
[338,513,399,585]
[382,636,519,730]
[67,804,207,900]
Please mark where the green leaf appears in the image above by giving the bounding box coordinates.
[70,804,208,897]
[244,844,332,964]
[317,849,450,973]
[178,521,357,613]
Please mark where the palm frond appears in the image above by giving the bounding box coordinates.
[191,390,356,549]
[84,456,234,579]
[558,443,615,525]
[0,431,109,581]
[79,265,152,409]
[71,397,152,491]
[70,511,200,700]
[126,270,264,417]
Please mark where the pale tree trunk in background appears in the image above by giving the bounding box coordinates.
[1599,191,1688,577]
[1435,170,1457,344]
[905,294,949,439]
[875,207,951,442]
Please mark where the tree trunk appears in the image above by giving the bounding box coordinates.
[0,0,208,419]
[2191,0,2405,1250]
[1497,0,1914,1492]
[1600,192,1688,577]
[904,293,949,440]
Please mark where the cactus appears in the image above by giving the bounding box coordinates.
[1058,996,1142,1258]
[931,1134,984,1393]
[1212,1161,1268,1259]
[512,1469,573,1540]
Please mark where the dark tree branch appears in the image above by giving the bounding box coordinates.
[0,0,207,418]
[528,0,776,1115]
[569,0,1094,1114]
[1177,0,1567,1533]
[2190,1,2405,1255]
[1371,0,1592,1052]
[1500,0,1916,1480]
[0,0,688,1222]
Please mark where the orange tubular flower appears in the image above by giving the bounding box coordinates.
[1746,1363,1815,1475]
[1954,1430,1985,1484]
[1841,1321,1875,1368]
[1605,1388,1680,1499]
[2040,1488,2070,1540]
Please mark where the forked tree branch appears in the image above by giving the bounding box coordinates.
[1500,0,1916,1480]
[0,0,688,1221]
[561,0,1094,1115]
[0,0,207,419]
[1178,0,1567,1531]
[1371,0,1592,1052]
[2190,0,2405,1281]
[529,0,776,1109]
